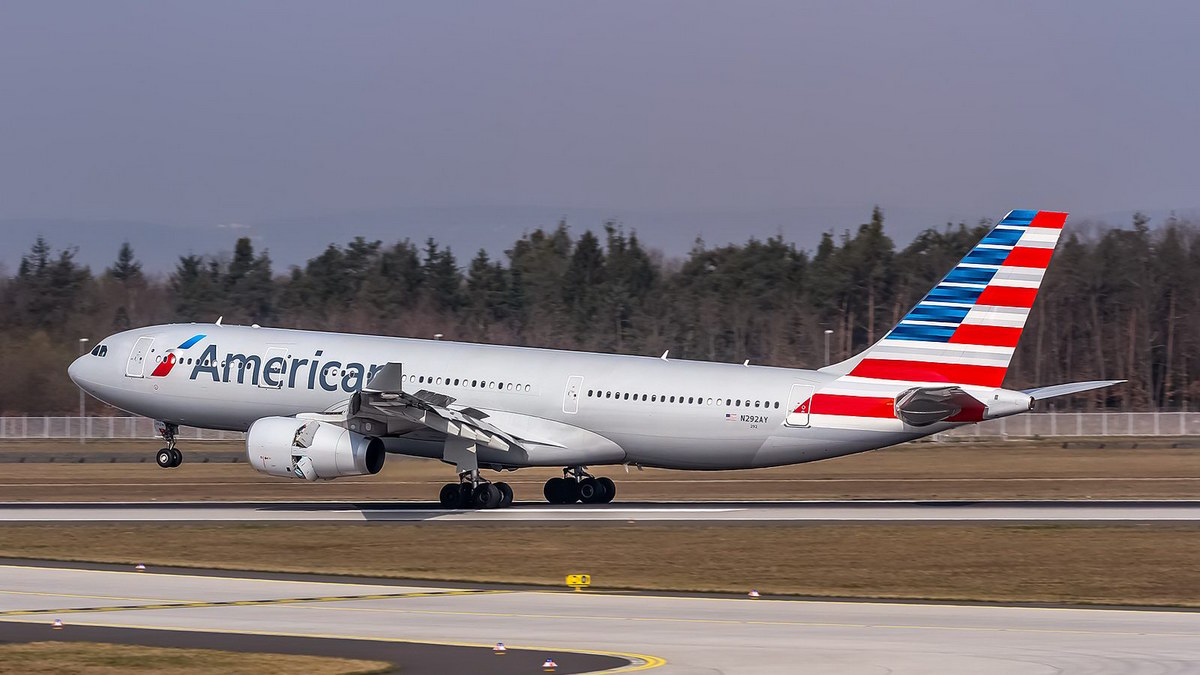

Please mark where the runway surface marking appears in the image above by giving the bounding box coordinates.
[4,500,1200,521]
[0,618,665,674]
[5,564,1200,675]
[0,588,508,617]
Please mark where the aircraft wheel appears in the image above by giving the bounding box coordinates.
[597,477,616,503]
[559,478,580,504]
[578,477,603,504]
[474,483,502,509]
[496,482,514,508]
[439,483,463,509]
[155,448,174,469]
[544,477,566,504]
[169,448,183,467]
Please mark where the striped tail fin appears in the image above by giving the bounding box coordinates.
[822,209,1066,388]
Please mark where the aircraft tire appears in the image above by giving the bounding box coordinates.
[578,477,602,503]
[439,483,463,509]
[474,483,502,509]
[597,477,616,503]
[544,477,566,503]
[169,448,183,467]
[496,482,514,508]
[155,448,173,469]
[559,478,580,504]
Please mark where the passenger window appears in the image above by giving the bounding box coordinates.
[524,385,531,392]
[623,393,629,400]
[651,395,657,402]
[754,401,760,408]
[687,397,694,404]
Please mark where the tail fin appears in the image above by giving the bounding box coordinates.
[822,209,1066,388]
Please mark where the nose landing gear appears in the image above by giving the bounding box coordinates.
[154,421,183,469]
[545,467,615,504]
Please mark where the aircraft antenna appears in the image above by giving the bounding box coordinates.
[660,350,669,361]
[215,316,223,326]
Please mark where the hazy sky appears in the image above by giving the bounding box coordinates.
[1,1,1198,244]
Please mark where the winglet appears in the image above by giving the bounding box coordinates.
[364,362,404,393]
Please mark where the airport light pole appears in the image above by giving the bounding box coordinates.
[78,338,89,444]
[823,329,833,366]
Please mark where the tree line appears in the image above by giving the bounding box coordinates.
[0,208,1192,413]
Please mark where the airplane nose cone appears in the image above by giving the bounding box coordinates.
[68,355,87,387]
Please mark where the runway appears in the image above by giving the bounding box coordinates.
[2,499,1200,521]
[1,562,1197,674]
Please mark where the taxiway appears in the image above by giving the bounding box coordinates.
[1,562,1197,674]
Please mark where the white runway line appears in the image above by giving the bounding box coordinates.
[2,500,1200,522]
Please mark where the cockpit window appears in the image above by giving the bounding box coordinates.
[99,345,107,357]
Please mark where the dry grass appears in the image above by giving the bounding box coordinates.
[0,642,391,675]
[2,440,1200,501]
[1,522,1198,607]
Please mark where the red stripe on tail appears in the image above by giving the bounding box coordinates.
[976,285,1038,308]
[1003,247,1054,268]
[849,358,1007,387]
[1030,211,1067,229]
[948,324,1023,347]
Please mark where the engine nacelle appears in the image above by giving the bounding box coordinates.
[246,416,385,480]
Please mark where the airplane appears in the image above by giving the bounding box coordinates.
[68,209,1121,509]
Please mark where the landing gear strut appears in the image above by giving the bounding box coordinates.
[545,467,615,505]
[154,421,182,469]
[439,470,513,510]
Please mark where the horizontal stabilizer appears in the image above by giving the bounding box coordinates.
[1023,380,1125,400]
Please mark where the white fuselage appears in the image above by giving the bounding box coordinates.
[69,323,944,470]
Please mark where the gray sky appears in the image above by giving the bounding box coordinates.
[1,1,1198,270]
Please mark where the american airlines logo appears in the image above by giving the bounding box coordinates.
[184,342,386,394]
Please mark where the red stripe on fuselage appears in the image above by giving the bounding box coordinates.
[801,394,895,418]
[1030,211,1067,229]
[948,324,1023,347]
[975,285,1038,308]
[1003,247,1054,268]
[849,358,1007,387]
[150,353,175,377]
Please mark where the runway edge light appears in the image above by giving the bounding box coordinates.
[566,574,591,592]
[493,642,506,655]
[542,658,558,672]
[135,563,146,572]
[748,589,760,599]
[51,618,63,630]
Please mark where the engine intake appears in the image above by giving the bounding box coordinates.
[247,416,385,480]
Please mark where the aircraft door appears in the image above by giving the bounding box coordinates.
[125,336,155,378]
[785,383,815,427]
[562,375,584,414]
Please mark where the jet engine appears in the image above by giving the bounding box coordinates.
[246,416,385,480]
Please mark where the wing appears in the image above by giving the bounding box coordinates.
[346,362,523,453]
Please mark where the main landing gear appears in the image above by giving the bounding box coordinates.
[154,421,183,469]
[544,467,615,505]
[438,470,514,510]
